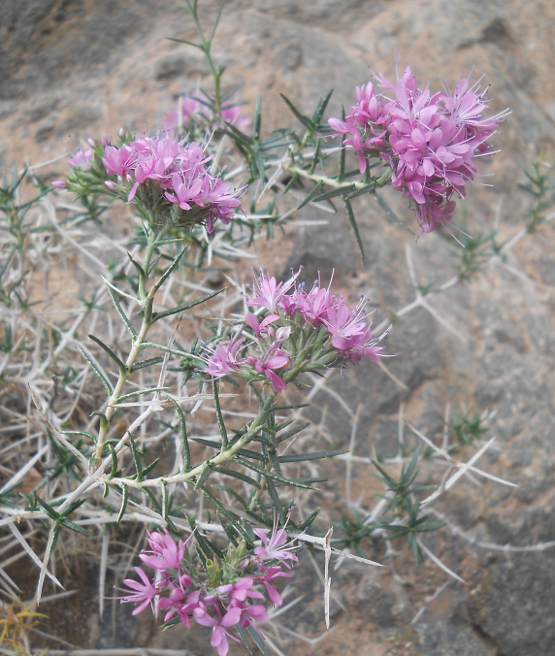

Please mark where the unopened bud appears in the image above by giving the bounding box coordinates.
[275,326,292,343]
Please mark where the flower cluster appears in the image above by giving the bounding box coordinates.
[329,67,508,233]
[202,269,389,392]
[163,92,250,132]
[120,527,297,656]
[56,133,243,233]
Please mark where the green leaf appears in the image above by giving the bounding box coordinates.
[105,284,137,338]
[297,180,324,210]
[298,507,320,531]
[280,93,314,130]
[126,251,146,278]
[33,492,59,520]
[246,624,272,656]
[253,94,262,142]
[415,520,446,533]
[194,463,213,489]
[193,438,264,461]
[282,172,299,194]
[372,191,415,235]
[142,458,160,477]
[139,342,188,357]
[211,484,249,510]
[152,287,224,322]
[311,88,334,125]
[312,184,356,203]
[131,356,164,372]
[88,334,127,373]
[233,457,313,489]
[164,395,190,471]
[277,448,348,463]
[153,246,188,292]
[235,625,255,656]
[211,465,260,488]
[344,182,376,201]
[59,518,94,537]
[108,444,119,477]
[265,478,283,518]
[60,430,97,443]
[343,198,365,266]
[117,483,128,522]
[212,380,228,449]
[276,421,311,444]
[117,386,169,402]
[128,434,143,481]
[78,348,113,395]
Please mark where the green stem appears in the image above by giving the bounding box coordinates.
[106,394,276,488]
[92,226,169,466]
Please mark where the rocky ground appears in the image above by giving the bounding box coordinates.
[2,1,555,655]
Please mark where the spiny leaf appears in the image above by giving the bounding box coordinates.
[311,88,334,125]
[131,356,164,372]
[277,448,348,463]
[153,246,188,292]
[105,284,137,338]
[280,93,314,130]
[88,334,127,373]
[343,198,365,266]
[233,457,313,489]
[372,191,415,235]
[117,483,128,522]
[78,348,113,395]
[312,184,356,203]
[164,395,191,471]
[152,287,224,321]
[297,180,324,210]
[276,421,311,444]
[211,465,260,488]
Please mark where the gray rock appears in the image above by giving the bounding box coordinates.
[475,554,555,656]
[416,623,491,656]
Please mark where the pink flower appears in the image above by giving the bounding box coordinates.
[120,567,157,616]
[218,577,263,603]
[247,347,290,393]
[163,92,250,132]
[252,526,299,568]
[51,180,66,189]
[67,147,92,170]
[139,529,188,571]
[328,67,507,233]
[247,269,300,313]
[292,282,341,326]
[193,606,241,656]
[102,144,137,177]
[258,565,290,606]
[204,339,245,378]
[245,312,280,337]
[324,299,387,363]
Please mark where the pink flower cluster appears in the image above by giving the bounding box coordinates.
[203,270,388,391]
[329,68,508,233]
[120,527,296,656]
[163,93,250,132]
[101,134,242,232]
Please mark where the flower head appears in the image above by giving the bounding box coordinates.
[252,524,299,568]
[67,147,93,170]
[328,67,507,233]
[204,339,246,378]
[120,567,157,616]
